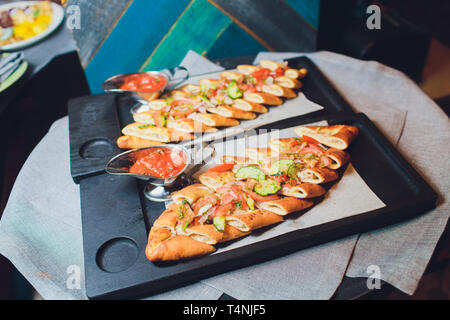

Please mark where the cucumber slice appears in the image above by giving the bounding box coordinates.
[227,80,243,99]
[213,216,226,232]
[254,179,281,196]
[235,166,266,180]
[269,159,295,175]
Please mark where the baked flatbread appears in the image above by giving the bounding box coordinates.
[221,155,251,164]
[207,106,256,120]
[297,167,339,184]
[145,226,173,255]
[257,197,313,215]
[220,225,251,242]
[259,59,284,71]
[188,113,239,127]
[147,99,168,110]
[122,122,195,142]
[146,235,216,262]
[184,224,224,245]
[294,125,359,150]
[225,209,283,232]
[153,203,180,232]
[236,64,260,75]
[243,91,283,105]
[167,119,218,133]
[180,83,201,95]
[198,171,236,190]
[171,184,213,205]
[219,71,244,82]
[116,135,163,149]
[280,183,326,199]
[275,76,302,89]
[324,148,350,169]
[232,99,268,113]
[262,84,296,98]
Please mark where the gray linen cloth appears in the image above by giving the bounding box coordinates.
[255,51,449,295]
[0,50,447,299]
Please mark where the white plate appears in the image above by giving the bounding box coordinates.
[0,1,64,51]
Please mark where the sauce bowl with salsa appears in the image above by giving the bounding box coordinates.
[102,67,189,113]
[105,144,191,201]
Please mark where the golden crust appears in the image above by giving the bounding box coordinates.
[294,125,359,150]
[184,224,224,245]
[122,122,194,142]
[167,118,218,133]
[275,76,302,89]
[116,135,163,149]
[207,106,256,120]
[297,167,339,184]
[324,148,350,169]
[145,226,173,255]
[225,209,284,231]
[243,91,283,105]
[146,235,216,262]
[257,197,314,215]
[232,99,268,113]
[280,183,326,199]
[262,84,297,98]
[188,113,240,127]
[220,225,251,242]
[153,203,180,232]
[198,170,235,190]
[171,184,213,204]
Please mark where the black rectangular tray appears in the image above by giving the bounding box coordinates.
[68,57,437,299]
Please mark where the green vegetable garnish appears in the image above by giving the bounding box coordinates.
[138,124,155,129]
[254,179,281,196]
[183,221,190,231]
[234,200,242,209]
[227,80,243,99]
[269,159,295,175]
[235,166,266,180]
[213,217,226,232]
[165,97,174,105]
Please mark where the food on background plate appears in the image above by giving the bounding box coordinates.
[116,60,308,149]
[0,2,53,47]
[145,124,359,262]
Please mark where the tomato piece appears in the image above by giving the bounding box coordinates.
[208,163,235,172]
[274,67,284,76]
[302,135,320,144]
[170,99,192,107]
[251,68,271,80]
[245,190,279,202]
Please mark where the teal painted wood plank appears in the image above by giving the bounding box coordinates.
[141,0,231,71]
[85,0,191,94]
[284,0,320,29]
[206,22,266,60]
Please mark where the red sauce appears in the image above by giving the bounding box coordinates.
[129,147,187,178]
[120,73,167,92]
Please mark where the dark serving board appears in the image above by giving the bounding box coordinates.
[67,57,437,299]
